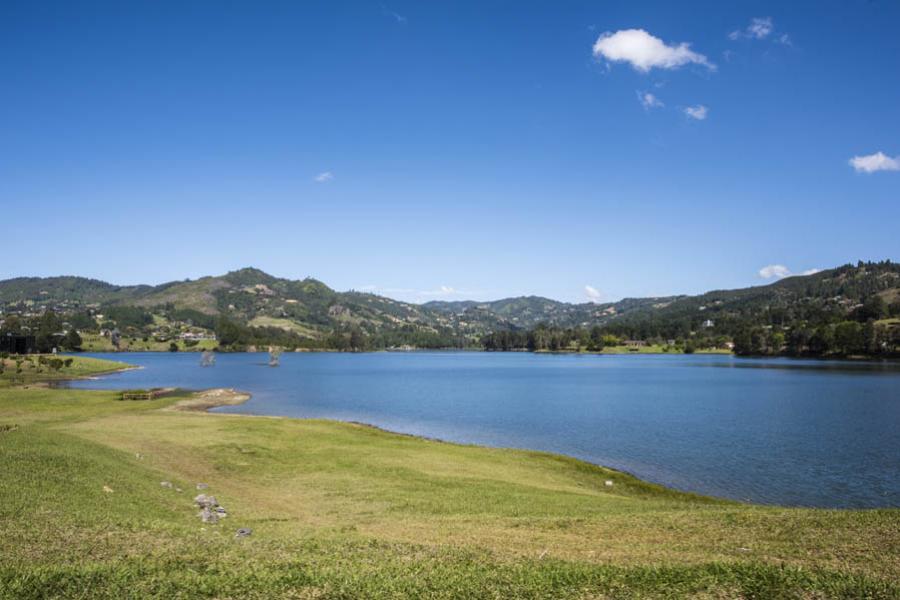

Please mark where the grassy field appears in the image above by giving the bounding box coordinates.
[0,354,132,389]
[599,345,731,355]
[80,333,218,353]
[536,345,732,355]
[0,364,897,598]
[248,316,323,339]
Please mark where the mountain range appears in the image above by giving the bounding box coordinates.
[1,261,898,347]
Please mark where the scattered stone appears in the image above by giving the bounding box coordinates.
[196,483,209,490]
[199,507,219,524]
[160,481,173,489]
[135,453,144,460]
[175,487,183,493]
[737,547,752,553]
[102,485,114,493]
[235,528,252,538]
[194,494,218,509]
[604,480,614,487]
[215,506,228,517]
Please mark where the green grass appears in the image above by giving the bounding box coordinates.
[248,316,322,339]
[538,345,732,355]
[0,355,130,389]
[0,374,897,597]
[80,334,218,352]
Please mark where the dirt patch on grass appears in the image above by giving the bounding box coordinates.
[167,388,251,412]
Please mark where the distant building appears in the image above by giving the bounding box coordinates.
[623,340,647,348]
[702,319,715,328]
[0,333,36,354]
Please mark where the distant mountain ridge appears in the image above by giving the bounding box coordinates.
[1,262,898,348]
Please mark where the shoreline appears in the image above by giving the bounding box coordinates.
[169,385,725,506]
[66,361,900,510]
[168,387,252,412]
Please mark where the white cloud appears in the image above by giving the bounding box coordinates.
[747,17,773,39]
[359,284,481,300]
[759,265,822,280]
[592,29,714,72]
[684,105,708,120]
[758,264,791,279]
[730,17,774,40]
[637,91,664,109]
[849,151,900,174]
[584,285,603,302]
[314,171,334,183]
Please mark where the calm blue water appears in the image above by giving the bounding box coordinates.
[68,352,900,508]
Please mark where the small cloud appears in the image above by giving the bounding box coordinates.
[849,151,900,174]
[637,91,664,109]
[730,17,774,41]
[592,29,715,72]
[584,285,603,303]
[314,171,334,183]
[801,268,822,276]
[747,17,773,39]
[777,33,792,46]
[419,285,457,297]
[684,105,708,120]
[759,264,791,279]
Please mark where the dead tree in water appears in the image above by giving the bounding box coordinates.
[200,350,215,367]
[268,347,281,367]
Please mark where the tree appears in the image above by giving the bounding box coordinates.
[0,315,22,335]
[834,321,863,355]
[769,332,785,354]
[215,317,243,347]
[168,342,179,352]
[588,326,605,351]
[36,311,63,353]
[856,296,887,322]
[809,326,835,355]
[349,327,366,351]
[64,329,82,351]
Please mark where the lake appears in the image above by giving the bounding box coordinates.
[67,352,900,508]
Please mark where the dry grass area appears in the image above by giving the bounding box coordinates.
[0,380,898,598]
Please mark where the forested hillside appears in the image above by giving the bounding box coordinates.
[1,261,898,356]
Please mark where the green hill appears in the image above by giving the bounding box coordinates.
[1,261,898,354]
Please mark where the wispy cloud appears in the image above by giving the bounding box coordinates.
[380,4,407,25]
[637,91,664,109]
[584,285,604,303]
[419,285,459,297]
[592,29,714,72]
[314,171,334,183]
[849,151,900,173]
[729,17,790,44]
[684,105,708,120]
[758,265,821,280]
[730,17,773,40]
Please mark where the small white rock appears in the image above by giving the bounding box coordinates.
[604,480,614,487]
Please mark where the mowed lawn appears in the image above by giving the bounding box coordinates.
[0,365,897,597]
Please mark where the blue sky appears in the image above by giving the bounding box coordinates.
[1,1,898,303]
